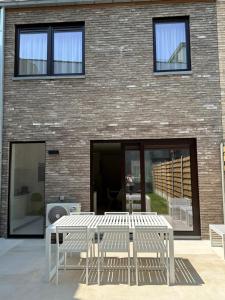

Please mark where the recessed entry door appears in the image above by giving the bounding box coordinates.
[9,142,45,237]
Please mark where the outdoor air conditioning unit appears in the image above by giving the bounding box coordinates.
[46,203,81,227]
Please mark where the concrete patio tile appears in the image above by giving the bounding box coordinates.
[0,239,225,300]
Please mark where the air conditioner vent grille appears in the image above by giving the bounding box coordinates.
[48,206,68,224]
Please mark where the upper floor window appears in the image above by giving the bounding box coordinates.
[153,17,191,72]
[15,23,85,77]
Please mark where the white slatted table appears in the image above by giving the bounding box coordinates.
[45,214,175,284]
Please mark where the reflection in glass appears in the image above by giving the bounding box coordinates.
[54,30,83,74]
[155,21,187,71]
[19,32,48,75]
[125,149,141,213]
[144,148,193,231]
[10,143,45,235]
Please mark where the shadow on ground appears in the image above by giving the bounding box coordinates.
[60,256,204,286]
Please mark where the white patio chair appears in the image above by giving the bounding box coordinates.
[133,225,170,285]
[180,206,193,228]
[132,212,159,258]
[104,212,129,215]
[56,226,93,285]
[97,225,131,285]
[168,198,191,220]
[66,212,96,256]
[70,211,95,215]
[132,212,157,215]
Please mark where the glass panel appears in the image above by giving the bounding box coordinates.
[54,30,83,74]
[125,148,141,213]
[144,148,193,231]
[19,31,47,75]
[155,21,187,71]
[9,143,45,235]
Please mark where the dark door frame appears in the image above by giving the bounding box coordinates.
[90,138,201,236]
[8,141,46,238]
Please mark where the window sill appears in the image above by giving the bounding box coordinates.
[153,71,192,76]
[12,75,86,81]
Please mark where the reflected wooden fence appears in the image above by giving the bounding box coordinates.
[152,156,192,200]
[223,146,225,171]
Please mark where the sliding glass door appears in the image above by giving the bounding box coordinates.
[9,142,45,237]
[144,147,193,231]
[122,139,200,235]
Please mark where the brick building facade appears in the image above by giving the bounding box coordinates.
[0,0,224,238]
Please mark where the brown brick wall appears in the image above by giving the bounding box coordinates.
[217,0,225,138]
[0,1,223,238]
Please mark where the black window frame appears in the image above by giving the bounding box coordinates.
[15,22,85,77]
[153,16,191,73]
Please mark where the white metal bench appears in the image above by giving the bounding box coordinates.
[209,224,225,259]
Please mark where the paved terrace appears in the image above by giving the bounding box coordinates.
[0,239,225,300]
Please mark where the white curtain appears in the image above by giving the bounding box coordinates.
[155,22,187,71]
[19,32,47,75]
[54,31,83,74]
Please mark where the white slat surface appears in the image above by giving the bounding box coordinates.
[52,214,171,230]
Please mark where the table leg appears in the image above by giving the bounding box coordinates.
[168,229,175,285]
[45,227,52,282]
[209,227,213,247]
